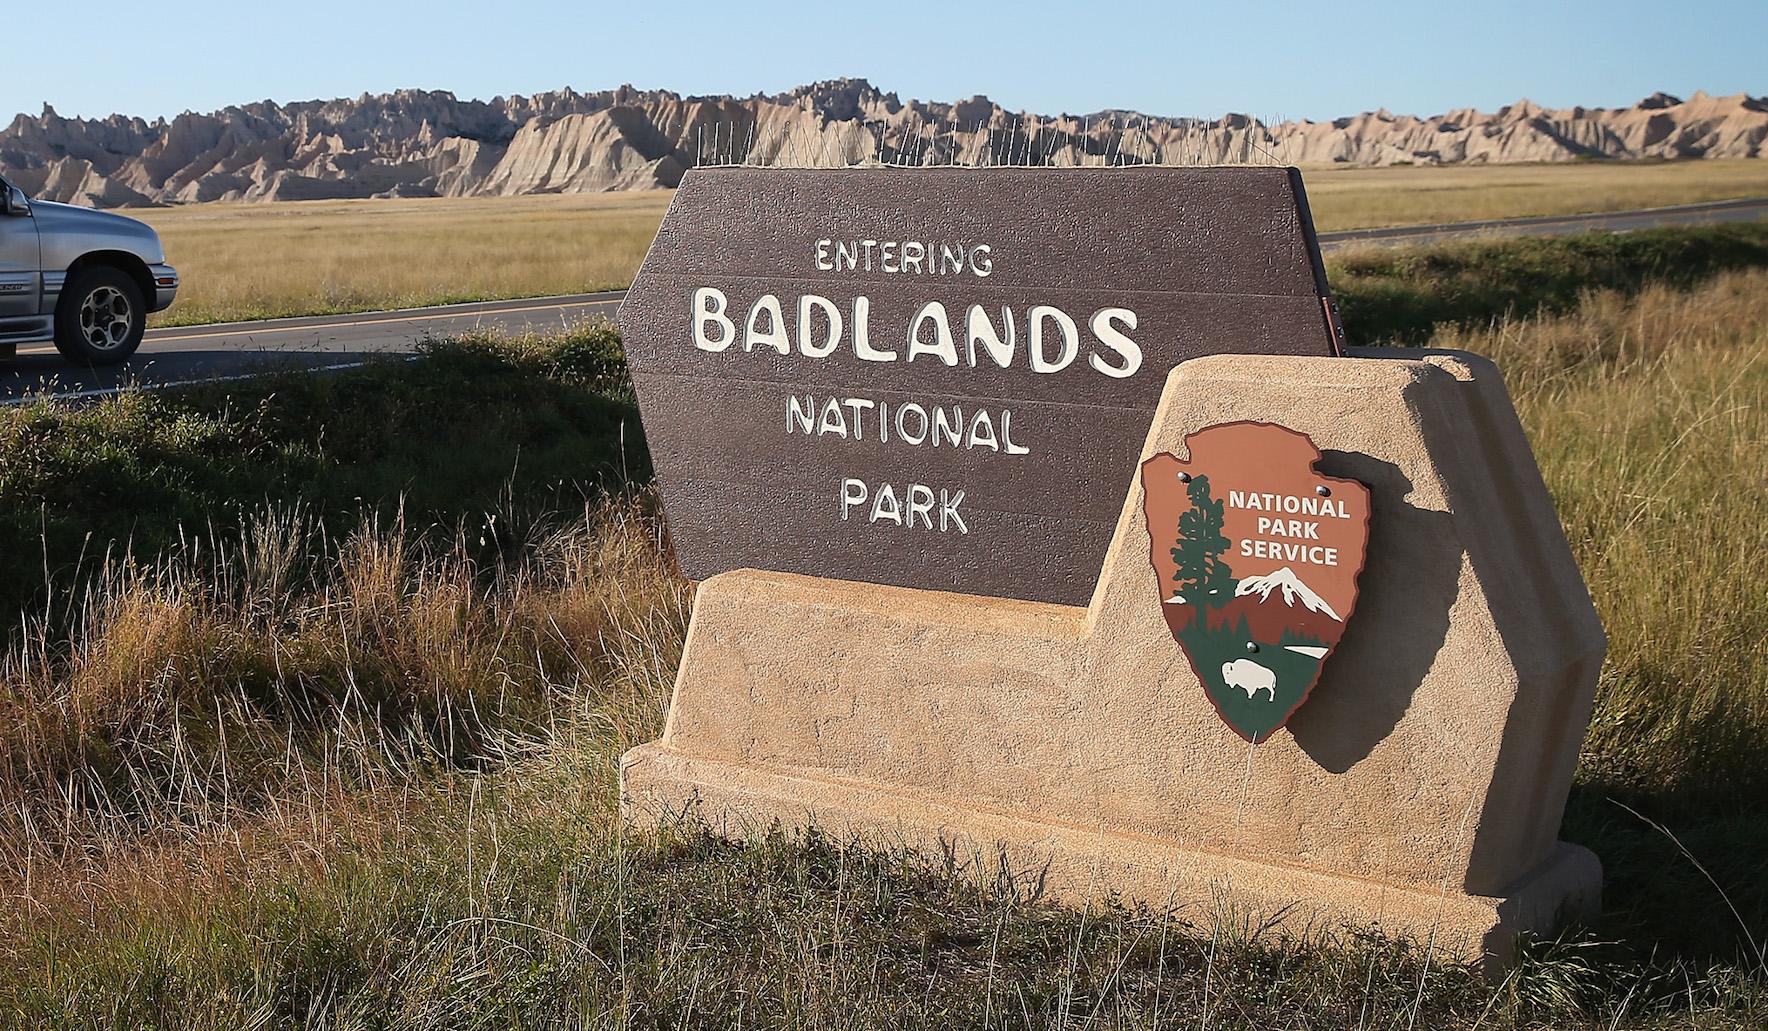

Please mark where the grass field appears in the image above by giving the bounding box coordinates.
[1,229,1766,1026]
[139,191,671,326]
[1300,159,1768,232]
[134,160,1768,327]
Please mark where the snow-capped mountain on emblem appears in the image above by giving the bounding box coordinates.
[1234,567,1343,622]
[1202,566,1345,645]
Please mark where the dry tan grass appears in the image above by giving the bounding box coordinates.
[1302,159,1768,231]
[135,162,1768,327]
[137,191,671,326]
[1429,267,1768,793]
[0,496,686,862]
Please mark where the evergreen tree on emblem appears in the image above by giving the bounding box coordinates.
[1171,474,1235,607]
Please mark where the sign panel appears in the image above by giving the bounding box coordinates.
[1140,422,1370,742]
[620,166,1342,605]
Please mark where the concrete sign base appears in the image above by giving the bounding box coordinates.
[622,349,1606,966]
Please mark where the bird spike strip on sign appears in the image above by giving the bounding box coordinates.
[619,166,1343,605]
[1140,422,1370,742]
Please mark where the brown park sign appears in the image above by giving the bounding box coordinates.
[619,166,1343,604]
[1140,423,1370,742]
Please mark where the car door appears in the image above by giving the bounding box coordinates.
[0,181,42,318]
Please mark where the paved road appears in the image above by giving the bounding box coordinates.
[1315,196,1768,249]
[3,197,1763,401]
[0,291,626,402]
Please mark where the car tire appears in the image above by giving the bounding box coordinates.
[54,267,146,365]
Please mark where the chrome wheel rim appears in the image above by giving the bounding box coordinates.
[79,286,133,352]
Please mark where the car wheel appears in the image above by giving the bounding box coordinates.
[54,267,146,365]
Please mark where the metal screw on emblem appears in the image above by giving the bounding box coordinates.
[1246,642,1259,653]
[1316,485,1332,497]
[1178,472,1192,483]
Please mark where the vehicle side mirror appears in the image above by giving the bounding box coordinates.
[2,184,29,217]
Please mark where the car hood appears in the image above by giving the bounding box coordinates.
[29,199,166,262]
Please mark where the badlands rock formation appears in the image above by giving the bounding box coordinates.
[1,80,1762,208]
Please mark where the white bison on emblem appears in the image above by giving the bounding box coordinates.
[1220,658,1277,702]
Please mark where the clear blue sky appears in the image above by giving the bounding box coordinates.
[8,0,1763,124]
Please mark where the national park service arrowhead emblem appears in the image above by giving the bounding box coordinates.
[1140,422,1370,743]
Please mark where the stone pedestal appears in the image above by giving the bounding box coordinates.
[622,349,1606,965]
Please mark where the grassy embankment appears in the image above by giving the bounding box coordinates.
[135,160,1768,327]
[1,224,1766,1026]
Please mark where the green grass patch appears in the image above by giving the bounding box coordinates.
[0,325,643,620]
[1329,222,1768,344]
[9,755,1760,1029]
[0,757,1574,1030]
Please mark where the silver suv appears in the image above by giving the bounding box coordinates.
[0,176,178,364]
